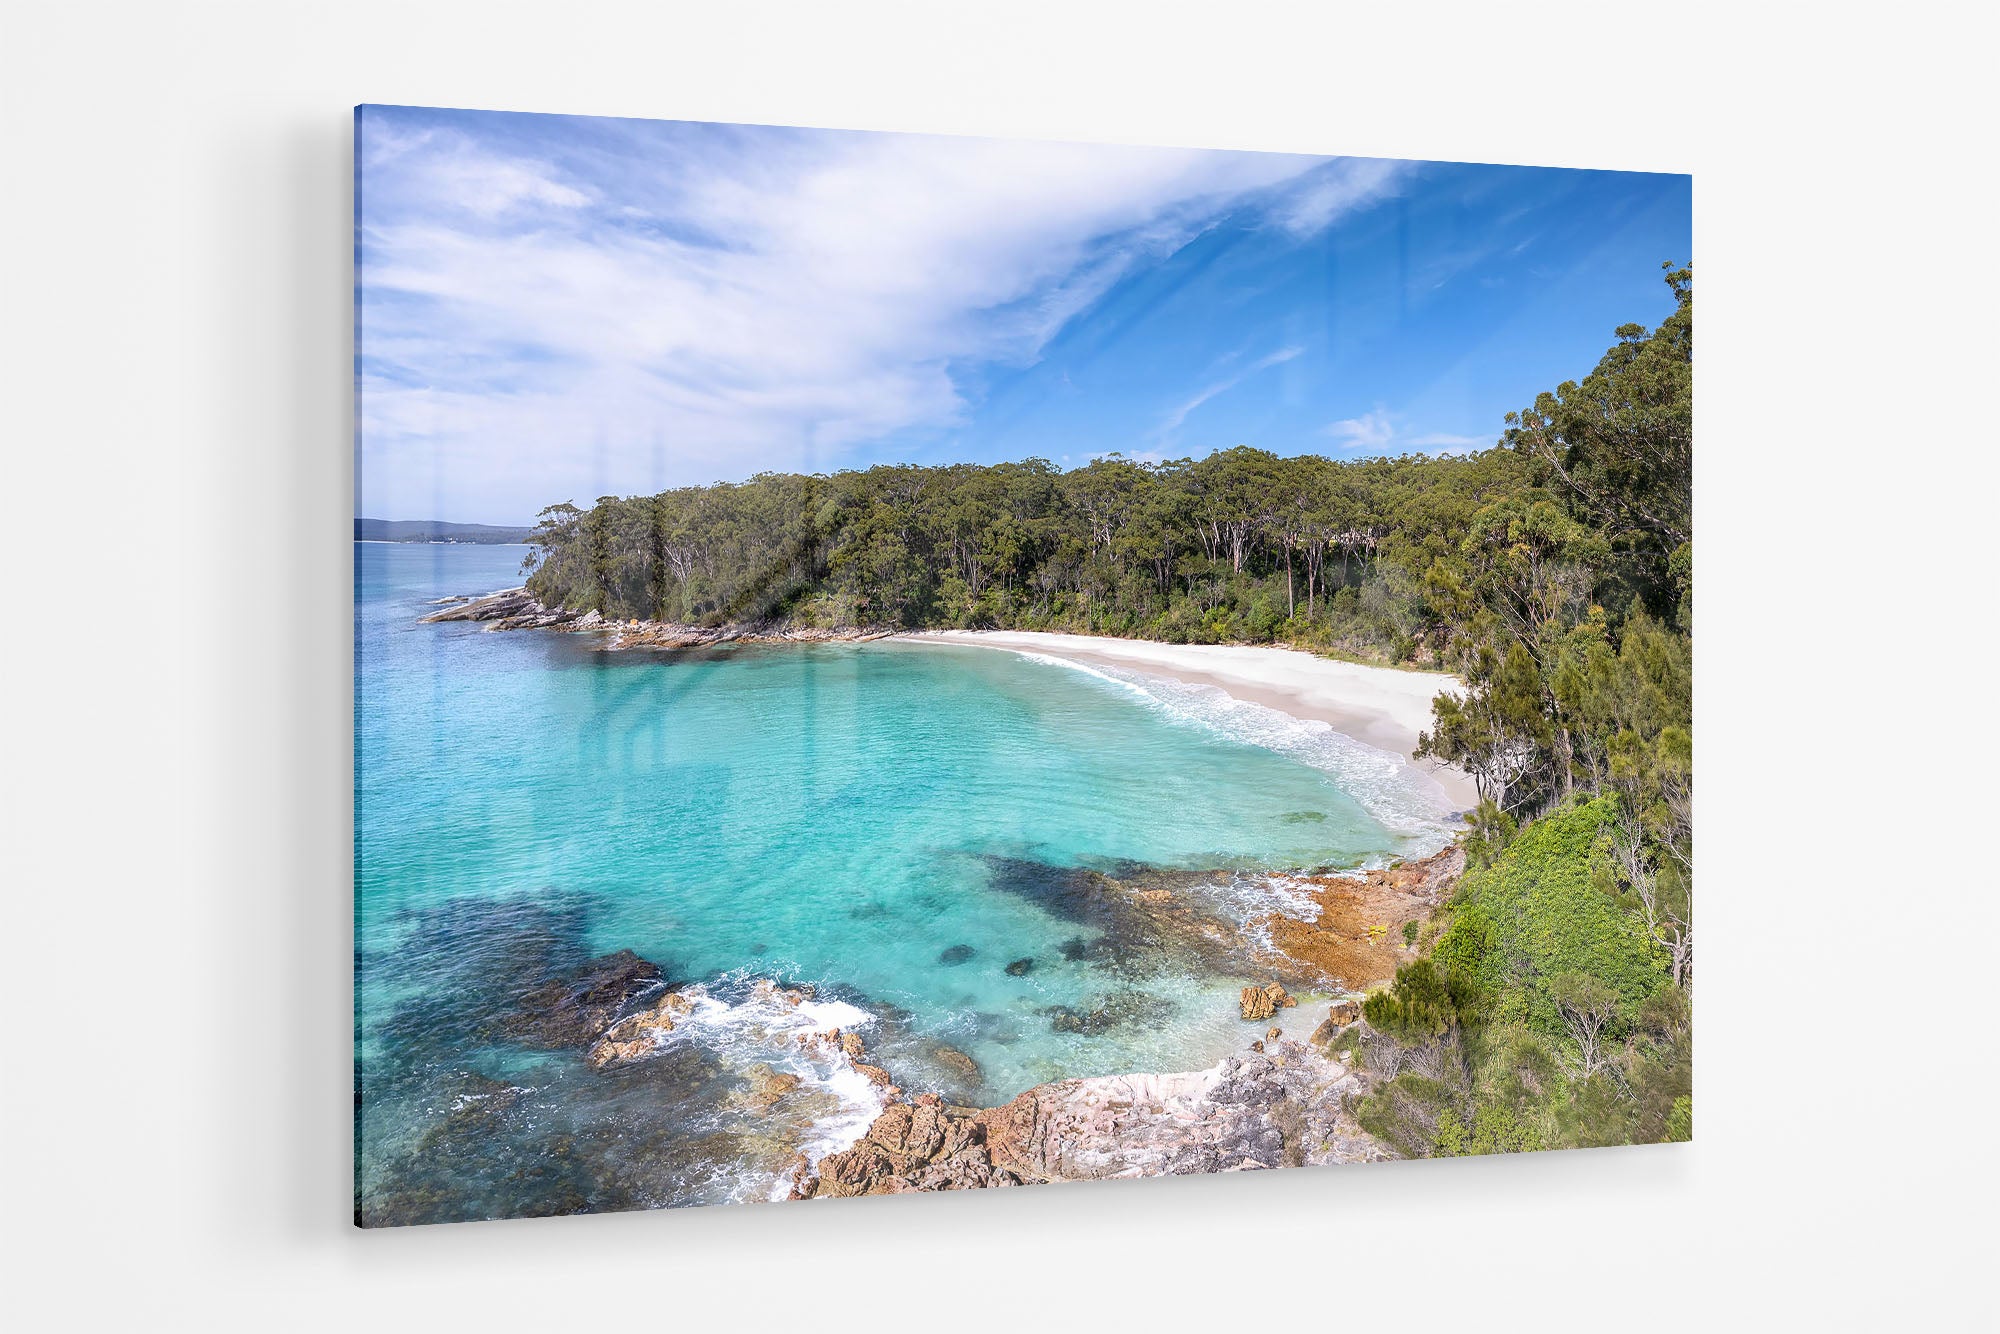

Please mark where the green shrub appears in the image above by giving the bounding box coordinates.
[1362,958,1469,1044]
[1433,797,1668,1039]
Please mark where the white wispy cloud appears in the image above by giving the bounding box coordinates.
[1273,158,1412,235]
[1157,344,1304,438]
[362,125,592,217]
[1325,408,1397,451]
[1325,408,1487,456]
[357,114,1407,521]
[1407,431,1490,451]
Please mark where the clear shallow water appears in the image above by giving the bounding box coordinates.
[355,542,1447,1220]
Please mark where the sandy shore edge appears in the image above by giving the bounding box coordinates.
[898,630,1480,813]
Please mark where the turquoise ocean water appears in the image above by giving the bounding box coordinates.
[355,542,1451,1221]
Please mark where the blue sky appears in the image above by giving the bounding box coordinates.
[357,106,1690,526]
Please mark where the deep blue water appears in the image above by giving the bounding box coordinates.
[354,541,1446,1220]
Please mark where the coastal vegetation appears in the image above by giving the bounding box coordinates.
[1359,267,1693,1155]
[521,443,1540,666]
[522,263,1696,1159]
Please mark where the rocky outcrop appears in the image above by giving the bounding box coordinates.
[418,586,897,649]
[977,1038,1386,1182]
[974,850,1457,1001]
[797,1094,1020,1197]
[419,587,590,631]
[602,620,898,650]
[499,950,666,1050]
[792,1028,1392,1200]
[1308,999,1364,1047]
[1259,845,1466,990]
[586,988,696,1068]
[1239,981,1296,1021]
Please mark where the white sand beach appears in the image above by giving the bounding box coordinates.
[904,630,1481,813]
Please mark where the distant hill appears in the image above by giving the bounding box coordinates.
[356,518,534,544]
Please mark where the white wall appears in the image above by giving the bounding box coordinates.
[3,2,1989,1328]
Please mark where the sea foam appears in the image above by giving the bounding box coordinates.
[1008,649,1459,853]
[652,977,890,1200]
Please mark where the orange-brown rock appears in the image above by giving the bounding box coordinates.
[1239,981,1293,1021]
[805,1094,1019,1198]
[1240,986,1275,1021]
[584,989,695,1069]
[1308,998,1364,1047]
[1260,846,1465,990]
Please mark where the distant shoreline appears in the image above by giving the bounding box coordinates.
[355,519,532,544]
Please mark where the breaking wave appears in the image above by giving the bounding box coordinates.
[1009,650,1460,853]
[649,977,891,1198]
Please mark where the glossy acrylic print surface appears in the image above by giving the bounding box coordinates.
[354,104,1692,1226]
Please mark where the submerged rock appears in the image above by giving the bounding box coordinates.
[931,1043,983,1085]
[1005,957,1034,977]
[1045,993,1148,1036]
[501,950,666,1050]
[735,1064,805,1110]
[938,944,976,966]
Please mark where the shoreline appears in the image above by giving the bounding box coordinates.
[900,629,1480,814]
[418,591,1479,812]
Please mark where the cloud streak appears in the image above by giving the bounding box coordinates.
[1272,158,1412,236]
[1325,408,1489,456]
[1157,344,1304,439]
